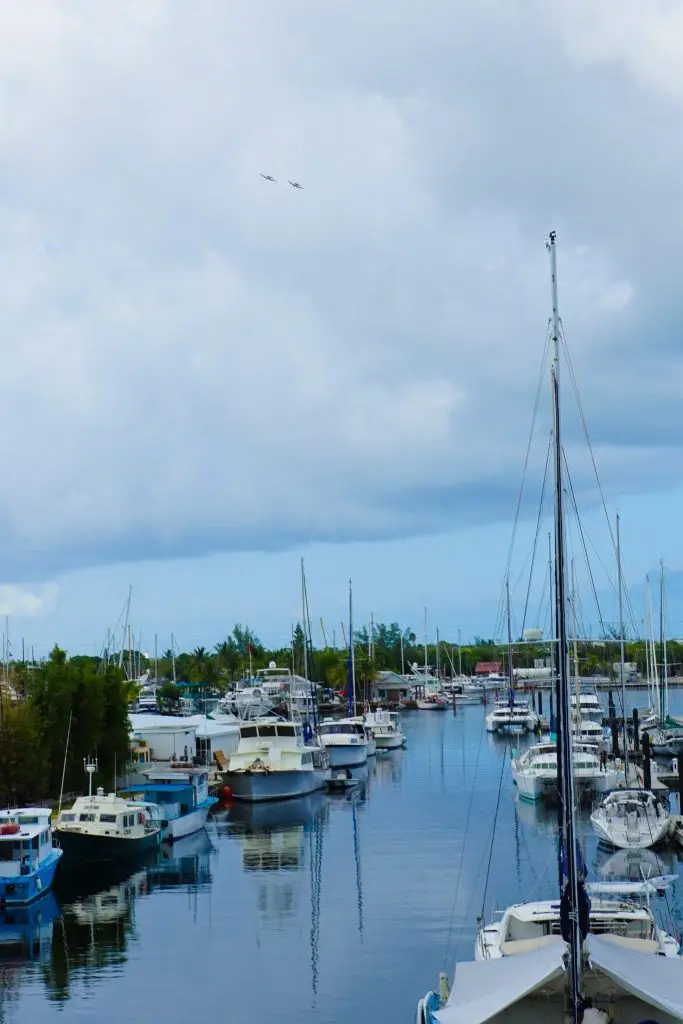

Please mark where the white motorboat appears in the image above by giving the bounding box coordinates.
[318,718,368,768]
[475,897,679,960]
[591,789,671,850]
[570,688,603,723]
[126,765,217,839]
[364,709,406,749]
[219,718,330,801]
[572,716,605,744]
[512,740,617,801]
[485,698,538,734]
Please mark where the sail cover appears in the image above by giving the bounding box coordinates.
[434,940,565,1024]
[587,934,683,1018]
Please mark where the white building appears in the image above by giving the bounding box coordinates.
[129,713,240,764]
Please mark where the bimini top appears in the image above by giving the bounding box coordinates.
[434,934,683,1024]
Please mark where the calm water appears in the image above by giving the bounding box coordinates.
[7,692,683,1023]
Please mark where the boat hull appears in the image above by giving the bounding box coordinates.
[591,808,671,850]
[374,733,405,750]
[416,700,447,710]
[0,850,62,906]
[325,744,368,769]
[514,769,618,803]
[226,769,329,802]
[164,803,213,841]
[55,828,161,864]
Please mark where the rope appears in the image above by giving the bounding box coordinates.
[494,324,552,639]
[441,713,488,970]
[479,737,510,920]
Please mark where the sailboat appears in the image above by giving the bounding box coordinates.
[416,234,683,1024]
[319,581,369,769]
[646,564,683,755]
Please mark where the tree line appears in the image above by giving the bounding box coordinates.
[130,622,681,690]
[0,646,132,805]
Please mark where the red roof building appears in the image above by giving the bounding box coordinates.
[474,661,503,675]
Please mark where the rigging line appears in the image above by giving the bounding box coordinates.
[442,711,488,970]
[494,323,552,638]
[580,519,639,636]
[521,435,553,635]
[562,448,608,639]
[480,736,511,921]
[558,327,640,632]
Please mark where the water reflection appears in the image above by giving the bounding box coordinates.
[31,836,213,1004]
[594,844,677,881]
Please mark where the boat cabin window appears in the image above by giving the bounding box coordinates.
[258,725,277,738]
[276,725,296,737]
[100,814,117,824]
[60,813,76,822]
[241,726,258,738]
[18,815,40,826]
[79,813,96,822]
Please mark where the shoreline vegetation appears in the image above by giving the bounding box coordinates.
[0,623,675,804]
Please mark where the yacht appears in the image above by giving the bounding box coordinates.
[125,765,216,840]
[364,709,406,750]
[570,688,603,723]
[219,718,330,801]
[485,698,538,734]
[475,896,679,960]
[0,808,62,905]
[591,789,671,850]
[319,718,368,768]
[512,740,617,801]
[56,786,163,863]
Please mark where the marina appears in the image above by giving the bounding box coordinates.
[2,698,683,1022]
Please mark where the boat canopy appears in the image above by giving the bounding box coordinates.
[586,934,683,1018]
[434,935,683,1023]
[434,939,565,1024]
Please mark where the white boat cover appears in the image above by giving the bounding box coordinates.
[586,934,683,1018]
[433,939,565,1024]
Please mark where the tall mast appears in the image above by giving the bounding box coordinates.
[616,514,628,780]
[301,558,309,684]
[423,607,428,681]
[547,231,585,1021]
[348,580,355,718]
[506,578,514,708]
[458,628,463,678]
[661,560,668,718]
[659,560,665,722]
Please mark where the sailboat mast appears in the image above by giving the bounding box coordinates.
[348,580,355,718]
[547,231,584,1021]
[301,558,309,683]
[423,607,428,681]
[506,578,514,707]
[616,514,628,780]
[659,560,666,721]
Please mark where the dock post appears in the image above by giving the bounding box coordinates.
[611,718,619,759]
[538,689,543,716]
[642,732,651,790]
[632,708,639,754]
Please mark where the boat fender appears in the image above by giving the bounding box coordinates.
[36,877,42,890]
[672,757,678,774]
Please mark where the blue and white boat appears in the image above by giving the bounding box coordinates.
[125,766,216,842]
[0,808,62,906]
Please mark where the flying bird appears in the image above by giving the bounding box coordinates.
[288,180,304,189]
[260,173,276,182]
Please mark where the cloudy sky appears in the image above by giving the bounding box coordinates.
[1,0,683,657]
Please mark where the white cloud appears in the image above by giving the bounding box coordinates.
[0,0,679,576]
[0,584,59,618]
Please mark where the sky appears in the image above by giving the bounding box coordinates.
[2,0,683,658]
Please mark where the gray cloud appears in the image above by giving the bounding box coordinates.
[0,0,680,580]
